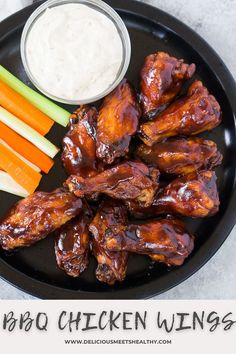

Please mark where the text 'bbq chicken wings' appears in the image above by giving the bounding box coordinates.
[66,161,160,207]
[96,79,141,164]
[140,52,196,116]
[140,81,222,146]
[136,137,223,175]
[55,203,93,277]
[0,188,83,250]
[62,105,102,177]
[127,170,219,219]
[89,198,129,285]
[104,218,194,266]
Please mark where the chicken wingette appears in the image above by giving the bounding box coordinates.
[104,218,194,266]
[55,203,93,277]
[96,79,141,164]
[140,81,222,145]
[127,170,219,218]
[89,198,128,285]
[66,161,160,207]
[136,137,222,175]
[140,51,196,116]
[62,105,102,177]
[0,188,83,250]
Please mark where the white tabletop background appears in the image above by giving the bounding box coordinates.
[0,0,235,299]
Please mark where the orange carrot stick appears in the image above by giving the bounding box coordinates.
[0,79,54,135]
[0,122,54,173]
[0,142,42,194]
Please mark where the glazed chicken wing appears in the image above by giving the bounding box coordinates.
[0,188,83,250]
[140,52,196,116]
[153,170,219,217]
[127,170,219,218]
[89,198,128,285]
[66,161,160,207]
[96,79,141,164]
[140,81,222,145]
[55,203,93,277]
[62,105,102,177]
[136,137,222,175]
[104,218,194,266]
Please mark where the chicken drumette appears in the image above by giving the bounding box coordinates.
[127,170,219,218]
[55,203,93,277]
[140,81,222,145]
[140,51,196,116]
[104,218,194,266]
[62,105,102,177]
[136,137,222,175]
[0,188,83,250]
[96,79,141,164]
[66,161,159,207]
[89,198,129,285]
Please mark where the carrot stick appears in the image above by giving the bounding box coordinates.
[0,65,70,126]
[0,79,54,135]
[0,138,40,172]
[0,106,59,158]
[0,171,29,197]
[0,122,54,173]
[0,142,42,194]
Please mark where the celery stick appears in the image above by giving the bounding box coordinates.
[0,107,59,158]
[0,171,29,197]
[0,65,70,127]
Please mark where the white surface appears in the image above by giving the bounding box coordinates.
[0,0,235,299]
[0,0,32,21]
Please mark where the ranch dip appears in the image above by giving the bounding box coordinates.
[25,3,123,101]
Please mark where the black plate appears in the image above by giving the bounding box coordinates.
[0,0,235,299]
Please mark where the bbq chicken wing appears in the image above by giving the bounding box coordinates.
[55,203,93,277]
[127,170,219,218]
[136,137,222,175]
[0,188,83,250]
[62,105,102,177]
[66,161,160,207]
[140,52,196,116]
[153,170,219,217]
[140,81,222,145]
[89,198,128,285]
[96,79,141,164]
[104,218,194,266]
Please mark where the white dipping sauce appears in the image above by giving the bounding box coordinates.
[26,4,123,101]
